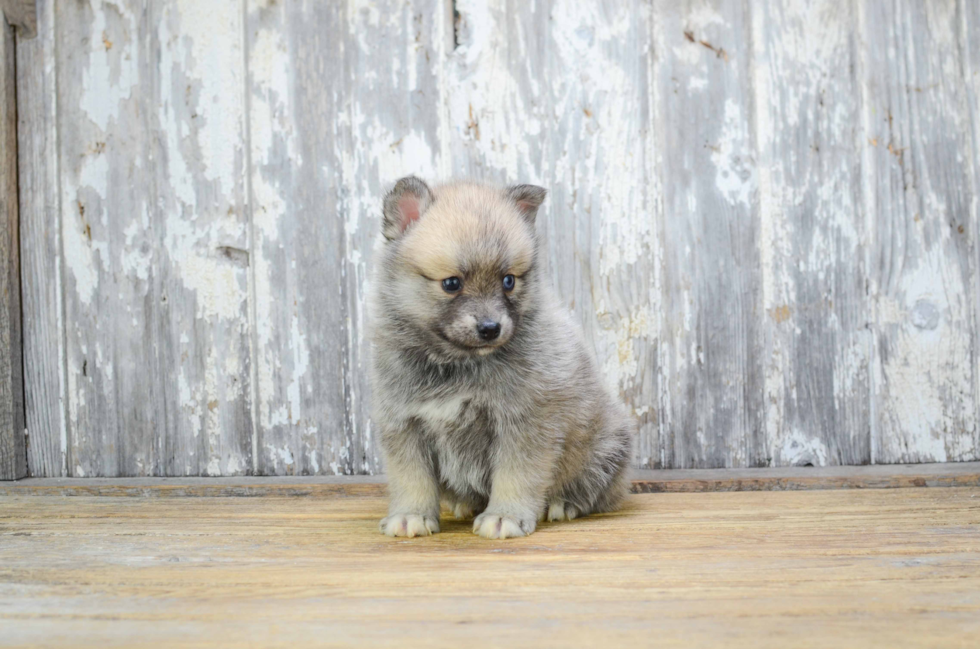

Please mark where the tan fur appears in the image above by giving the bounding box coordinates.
[372,177,634,540]
[400,182,536,281]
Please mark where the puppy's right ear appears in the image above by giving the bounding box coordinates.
[382,176,433,241]
[505,184,547,224]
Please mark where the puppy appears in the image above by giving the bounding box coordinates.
[371,177,633,539]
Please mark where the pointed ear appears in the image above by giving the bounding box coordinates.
[383,176,434,241]
[505,184,547,224]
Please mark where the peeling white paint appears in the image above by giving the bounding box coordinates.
[172,0,245,196]
[711,99,756,208]
[778,429,830,466]
[120,218,151,282]
[62,204,100,307]
[79,4,138,133]
[29,0,980,478]
[876,249,975,462]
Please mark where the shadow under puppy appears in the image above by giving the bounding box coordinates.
[371,177,633,539]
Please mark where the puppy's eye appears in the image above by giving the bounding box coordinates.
[441,277,462,293]
[502,274,516,291]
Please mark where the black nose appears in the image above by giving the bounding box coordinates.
[476,320,501,341]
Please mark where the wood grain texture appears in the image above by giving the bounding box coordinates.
[654,0,765,468]
[752,0,871,466]
[2,462,979,497]
[343,0,450,472]
[449,0,662,467]
[860,0,979,463]
[246,0,448,476]
[0,16,25,480]
[0,0,36,39]
[15,0,65,476]
[245,0,349,477]
[13,0,980,475]
[962,0,980,466]
[1,488,979,647]
[56,0,252,476]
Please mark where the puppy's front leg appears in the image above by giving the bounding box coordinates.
[379,420,440,537]
[473,421,554,539]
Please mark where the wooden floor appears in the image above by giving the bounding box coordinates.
[2,487,979,648]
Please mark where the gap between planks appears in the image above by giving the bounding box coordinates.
[1,462,978,497]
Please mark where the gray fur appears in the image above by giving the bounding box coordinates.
[371,178,634,539]
[505,184,548,223]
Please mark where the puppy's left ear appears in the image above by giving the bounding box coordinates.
[383,176,434,241]
[506,184,547,224]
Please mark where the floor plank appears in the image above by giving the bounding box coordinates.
[2,462,979,497]
[1,488,978,648]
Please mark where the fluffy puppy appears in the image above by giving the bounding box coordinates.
[371,177,633,539]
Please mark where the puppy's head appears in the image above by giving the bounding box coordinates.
[378,177,547,360]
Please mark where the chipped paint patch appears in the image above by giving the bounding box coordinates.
[876,250,975,462]
[172,0,245,196]
[711,99,756,207]
[79,3,138,133]
[595,304,656,396]
[778,429,830,466]
[32,0,980,478]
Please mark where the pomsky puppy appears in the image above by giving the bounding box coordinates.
[371,176,633,539]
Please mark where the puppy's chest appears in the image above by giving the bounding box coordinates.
[409,395,495,458]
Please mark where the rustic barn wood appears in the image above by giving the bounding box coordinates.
[0,15,25,480]
[861,0,979,463]
[654,0,767,468]
[244,0,447,476]
[12,0,980,476]
[2,487,979,646]
[2,461,979,497]
[15,0,63,477]
[55,0,254,477]
[448,1,663,467]
[752,0,872,468]
[0,0,35,39]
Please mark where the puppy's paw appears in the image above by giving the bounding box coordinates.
[472,512,535,539]
[379,513,440,537]
[546,501,579,522]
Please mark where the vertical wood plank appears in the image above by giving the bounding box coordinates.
[0,15,26,479]
[962,0,980,462]
[246,0,351,475]
[15,0,63,476]
[13,0,980,475]
[247,0,447,475]
[860,0,979,463]
[58,0,252,476]
[152,0,253,475]
[345,0,450,472]
[654,0,766,468]
[752,0,871,466]
[449,0,662,466]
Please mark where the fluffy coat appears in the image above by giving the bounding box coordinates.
[371,177,633,539]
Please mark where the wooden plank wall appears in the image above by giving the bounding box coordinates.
[0,11,26,480]
[11,0,980,477]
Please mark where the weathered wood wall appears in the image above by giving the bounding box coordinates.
[11,0,980,477]
[0,11,26,480]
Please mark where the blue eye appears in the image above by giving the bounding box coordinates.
[441,277,462,293]
[502,274,516,291]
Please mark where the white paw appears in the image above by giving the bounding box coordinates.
[473,512,535,539]
[546,502,579,522]
[453,501,475,520]
[379,513,440,537]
